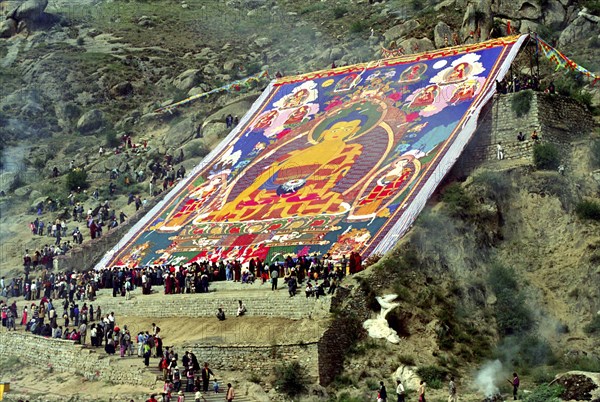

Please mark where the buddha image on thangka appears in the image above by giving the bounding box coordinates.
[116,44,507,265]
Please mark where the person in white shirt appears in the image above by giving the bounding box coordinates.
[396,379,405,402]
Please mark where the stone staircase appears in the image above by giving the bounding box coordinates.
[95,281,332,320]
[145,365,256,402]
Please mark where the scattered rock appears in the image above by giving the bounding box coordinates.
[254,37,272,47]
[558,15,600,48]
[384,19,420,43]
[398,37,435,54]
[491,0,542,20]
[173,69,203,92]
[76,109,107,134]
[8,0,48,22]
[223,59,239,71]
[330,47,344,61]
[187,84,211,97]
[519,19,541,33]
[543,0,567,29]
[163,117,195,148]
[434,21,453,48]
[393,365,420,390]
[0,18,17,38]
[110,81,134,97]
[0,172,18,193]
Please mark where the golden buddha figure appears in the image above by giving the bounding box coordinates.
[207,119,367,223]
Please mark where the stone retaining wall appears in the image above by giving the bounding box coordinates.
[0,332,155,387]
[456,92,594,174]
[0,332,319,386]
[97,292,331,320]
[184,342,319,375]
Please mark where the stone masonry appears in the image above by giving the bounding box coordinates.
[0,331,156,387]
[97,291,331,320]
[456,91,595,173]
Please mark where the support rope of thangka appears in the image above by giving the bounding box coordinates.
[96,34,529,270]
[153,70,271,115]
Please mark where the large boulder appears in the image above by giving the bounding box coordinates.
[8,0,48,21]
[173,69,203,92]
[434,21,453,48]
[384,19,420,43]
[0,18,17,38]
[491,0,542,20]
[76,109,107,134]
[398,37,435,54]
[558,15,600,47]
[162,117,194,148]
[543,0,567,29]
[110,81,134,97]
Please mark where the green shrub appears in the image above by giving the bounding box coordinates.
[248,372,261,384]
[441,182,475,217]
[511,90,533,117]
[533,143,560,170]
[299,3,326,15]
[530,367,555,385]
[333,6,348,19]
[523,384,564,402]
[514,335,556,367]
[559,355,600,372]
[583,314,600,334]
[416,366,447,389]
[591,139,600,168]
[575,200,600,221]
[583,0,600,15]
[572,90,595,113]
[398,354,416,366]
[65,168,89,191]
[350,20,368,33]
[334,393,363,402]
[473,170,512,202]
[106,130,120,148]
[488,263,533,335]
[272,361,308,397]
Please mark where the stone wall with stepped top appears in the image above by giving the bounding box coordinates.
[0,331,156,387]
[96,290,332,320]
[455,91,595,175]
[182,342,319,374]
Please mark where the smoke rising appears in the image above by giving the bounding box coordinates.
[474,360,504,397]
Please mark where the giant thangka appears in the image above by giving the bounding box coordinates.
[98,35,528,268]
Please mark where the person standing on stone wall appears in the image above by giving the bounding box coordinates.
[497,142,504,160]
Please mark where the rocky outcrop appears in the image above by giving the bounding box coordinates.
[110,81,134,97]
[543,0,567,29]
[0,17,17,38]
[558,14,600,47]
[434,21,453,48]
[173,69,203,92]
[492,0,542,20]
[398,37,435,54]
[7,0,48,22]
[384,19,420,43]
[76,109,107,134]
